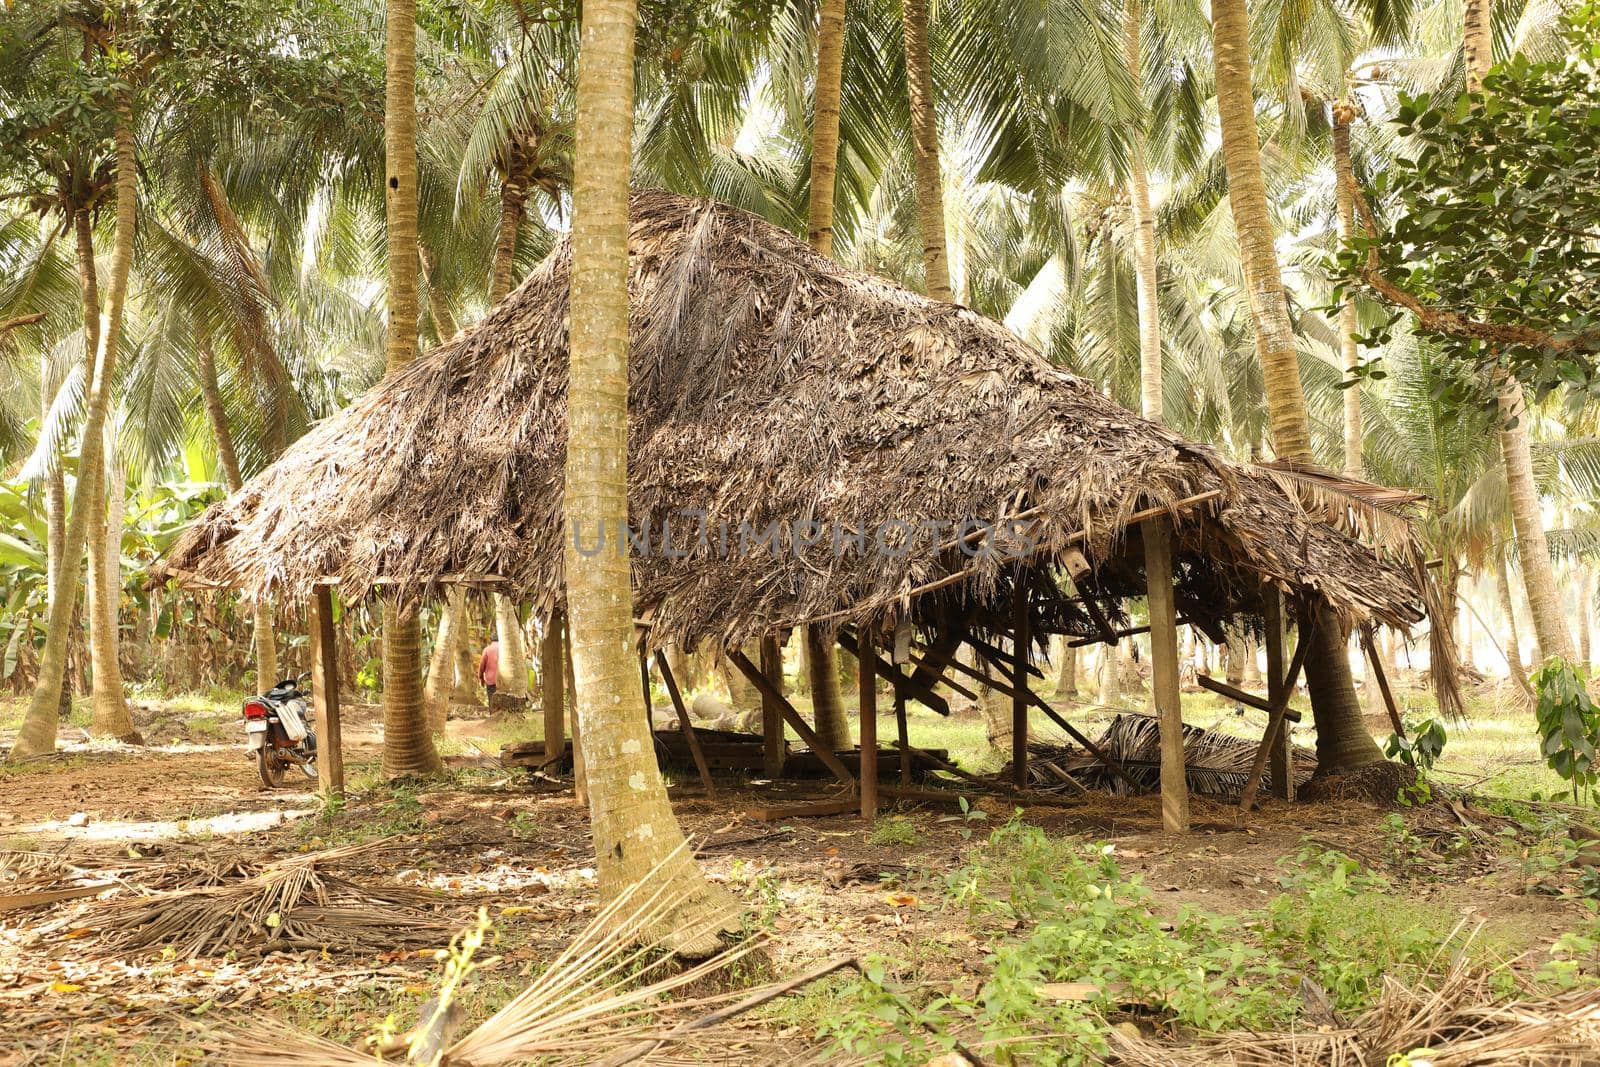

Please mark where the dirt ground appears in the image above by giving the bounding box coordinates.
[2,698,1595,1065]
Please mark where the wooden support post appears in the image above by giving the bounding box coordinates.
[731,649,856,787]
[310,585,344,800]
[858,628,878,821]
[541,612,565,764]
[895,678,911,786]
[759,635,784,778]
[1359,625,1406,739]
[656,652,717,798]
[1239,629,1311,812]
[1012,576,1031,788]
[1144,518,1190,832]
[563,613,586,804]
[1263,588,1294,801]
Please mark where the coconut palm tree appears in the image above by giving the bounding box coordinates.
[564,0,737,951]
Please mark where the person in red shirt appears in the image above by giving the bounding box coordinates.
[478,639,500,701]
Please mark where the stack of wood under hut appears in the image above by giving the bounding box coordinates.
[153,189,1458,827]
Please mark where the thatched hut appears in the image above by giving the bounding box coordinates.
[156,189,1441,814]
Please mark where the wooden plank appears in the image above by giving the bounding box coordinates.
[859,628,878,821]
[0,883,113,913]
[836,631,951,715]
[541,612,565,764]
[1359,625,1406,739]
[1239,623,1312,812]
[744,798,858,822]
[1195,674,1302,723]
[310,584,344,800]
[1012,577,1031,789]
[656,652,717,798]
[904,643,978,701]
[759,636,784,778]
[731,649,857,788]
[965,633,1045,679]
[1076,591,1120,646]
[1144,517,1190,833]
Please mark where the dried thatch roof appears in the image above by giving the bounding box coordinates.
[156,189,1426,650]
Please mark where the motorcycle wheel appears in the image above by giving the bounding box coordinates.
[258,748,286,789]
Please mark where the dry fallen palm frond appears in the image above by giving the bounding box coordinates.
[89,838,451,958]
[222,844,779,1067]
[1105,954,1600,1066]
[1018,713,1317,798]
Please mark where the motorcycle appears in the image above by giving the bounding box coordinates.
[242,676,318,788]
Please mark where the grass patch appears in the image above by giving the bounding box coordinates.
[810,815,1578,1065]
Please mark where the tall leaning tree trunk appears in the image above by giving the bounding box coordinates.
[901,0,952,301]
[1211,0,1381,771]
[10,101,137,760]
[1332,99,1362,476]
[1461,0,1574,665]
[798,0,854,752]
[566,0,736,952]
[87,420,138,741]
[196,342,278,689]
[381,0,442,777]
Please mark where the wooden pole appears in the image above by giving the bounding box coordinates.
[1263,588,1294,801]
[836,630,952,714]
[1012,575,1031,788]
[1238,631,1311,812]
[656,651,717,798]
[730,649,856,787]
[759,635,784,777]
[858,627,878,821]
[1144,518,1190,832]
[541,611,565,764]
[895,678,911,786]
[310,585,344,800]
[1359,625,1407,739]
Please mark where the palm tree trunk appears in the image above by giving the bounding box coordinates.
[381,0,442,777]
[1211,0,1379,770]
[1494,554,1524,672]
[1333,99,1362,476]
[452,600,480,702]
[494,594,530,697]
[1100,642,1122,706]
[1577,569,1595,670]
[10,102,136,761]
[1123,0,1161,422]
[1499,388,1574,662]
[425,586,466,730]
[807,0,847,256]
[901,0,952,300]
[566,0,734,952]
[382,600,441,776]
[802,628,850,752]
[1055,637,1077,695]
[87,420,137,741]
[196,340,280,690]
[490,176,526,304]
[1210,0,1313,462]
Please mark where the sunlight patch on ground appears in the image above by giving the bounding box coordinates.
[15,804,317,842]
